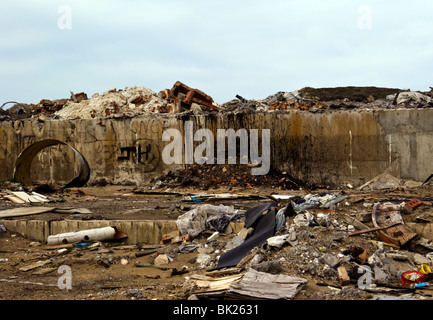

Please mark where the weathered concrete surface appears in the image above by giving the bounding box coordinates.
[1,219,243,245]
[1,219,179,244]
[1,220,50,243]
[377,109,433,183]
[1,109,432,188]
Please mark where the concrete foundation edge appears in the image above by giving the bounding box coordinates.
[1,219,244,245]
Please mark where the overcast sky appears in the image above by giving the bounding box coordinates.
[1,0,432,106]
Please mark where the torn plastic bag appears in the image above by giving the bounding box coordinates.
[217,202,279,269]
[176,204,242,238]
[206,210,242,233]
[291,197,320,214]
[275,207,287,232]
[291,192,347,213]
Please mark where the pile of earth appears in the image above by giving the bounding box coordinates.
[151,163,308,191]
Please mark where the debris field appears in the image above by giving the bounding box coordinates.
[2,171,433,300]
[2,82,433,122]
[2,83,433,301]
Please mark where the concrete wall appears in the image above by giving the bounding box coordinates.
[1,108,432,188]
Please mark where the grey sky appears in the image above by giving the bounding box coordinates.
[1,0,432,105]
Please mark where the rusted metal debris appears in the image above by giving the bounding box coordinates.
[372,203,417,248]
[160,81,218,112]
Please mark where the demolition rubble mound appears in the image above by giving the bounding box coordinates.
[3,183,433,300]
[221,86,433,113]
[51,81,218,120]
[54,86,167,120]
[150,163,306,191]
[2,83,433,122]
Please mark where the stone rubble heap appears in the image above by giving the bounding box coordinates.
[2,83,433,122]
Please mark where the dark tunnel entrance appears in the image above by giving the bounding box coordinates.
[14,139,90,188]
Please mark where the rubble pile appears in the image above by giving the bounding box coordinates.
[221,91,329,112]
[54,86,167,120]
[2,84,433,122]
[52,81,219,120]
[3,178,433,300]
[298,86,403,102]
[222,86,433,113]
[0,102,34,121]
[173,189,433,300]
[2,82,433,301]
[150,163,304,191]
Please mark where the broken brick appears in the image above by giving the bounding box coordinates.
[171,234,190,244]
[337,266,350,286]
[161,230,180,244]
[404,198,423,212]
[169,81,217,111]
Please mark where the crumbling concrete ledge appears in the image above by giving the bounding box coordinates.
[2,108,433,188]
[2,219,177,245]
[1,219,243,245]
[1,220,50,243]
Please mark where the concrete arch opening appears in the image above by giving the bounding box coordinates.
[14,139,90,188]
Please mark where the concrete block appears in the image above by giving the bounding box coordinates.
[338,266,350,286]
[2,220,49,242]
[404,198,423,212]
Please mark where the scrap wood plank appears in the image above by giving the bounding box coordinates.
[30,195,49,203]
[0,207,92,219]
[340,213,370,230]
[205,267,243,277]
[31,192,50,203]
[11,191,44,203]
[0,207,54,218]
[32,267,57,276]
[32,191,48,199]
[41,243,74,250]
[48,208,92,214]
[19,259,52,272]
[4,195,26,204]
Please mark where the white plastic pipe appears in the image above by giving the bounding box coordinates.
[47,226,117,245]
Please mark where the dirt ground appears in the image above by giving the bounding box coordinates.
[2,183,433,301]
